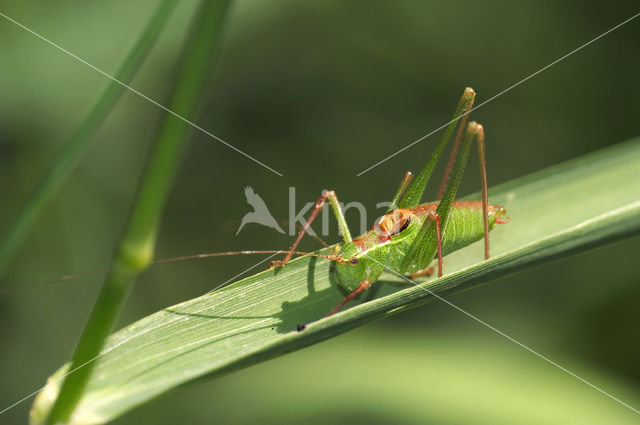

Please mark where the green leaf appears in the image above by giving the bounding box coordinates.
[33,138,640,424]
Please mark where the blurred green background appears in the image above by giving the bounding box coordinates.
[1,1,639,423]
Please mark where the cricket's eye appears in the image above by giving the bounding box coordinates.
[349,257,359,265]
[390,217,411,236]
[378,216,392,233]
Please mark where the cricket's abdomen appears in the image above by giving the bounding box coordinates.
[443,202,496,255]
[414,201,500,256]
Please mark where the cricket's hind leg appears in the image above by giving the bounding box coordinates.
[406,210,444,278]
[400,121,488,277]
[398,87,476,210]
[435,121,490,260]
[386,171,414,213]
[436,95,474,200]
[270,190,352,269]
[476,125,490,259]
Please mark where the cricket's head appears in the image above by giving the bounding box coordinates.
[333,241,369,291]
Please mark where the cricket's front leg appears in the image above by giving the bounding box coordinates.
[270,190,352,269]
[325,279,372,317]
[297,278,373,331]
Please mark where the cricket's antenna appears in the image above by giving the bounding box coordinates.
[1,250,345,294]
[0,269,109,294]
[154,250,347,265]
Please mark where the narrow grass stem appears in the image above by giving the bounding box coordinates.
[45,1,232,423]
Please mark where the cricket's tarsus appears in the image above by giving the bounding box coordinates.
[409,266,435,280]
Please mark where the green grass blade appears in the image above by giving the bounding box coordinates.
[0,0,178,278]
[42,2,232,423]
[33,138,640,424]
